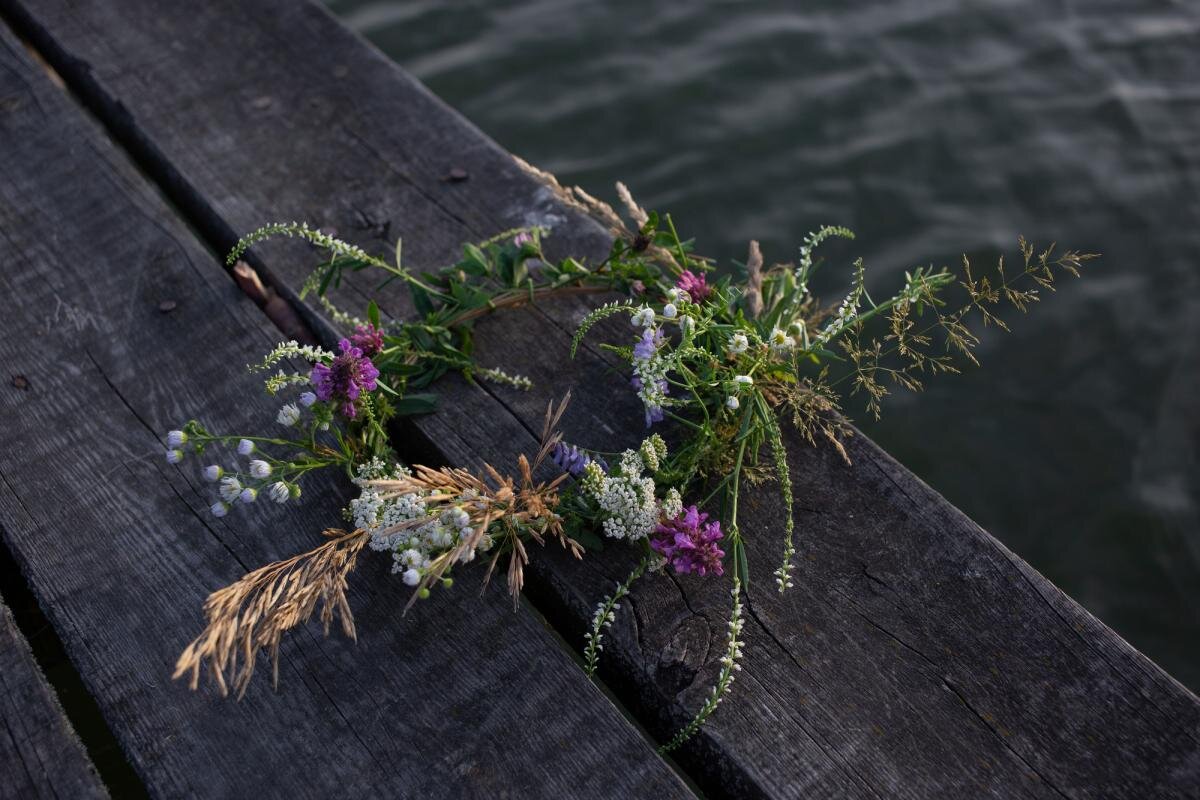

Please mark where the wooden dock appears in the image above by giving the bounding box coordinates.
[0,1,1196,797]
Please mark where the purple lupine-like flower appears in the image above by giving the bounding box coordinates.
[676,270,711,303]
[310,338,380,419]
[650,505,725,577]
[633,326,665,360]
[629,375,668,426]
[349,323,385,358]
[551,442,608,477]
[513,231,534,248]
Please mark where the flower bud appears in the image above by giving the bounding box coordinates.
[165,448,184,464]
[249,459,272,479]
[237,439,255,456]
[166,430,187,448]
[202,464,223,481]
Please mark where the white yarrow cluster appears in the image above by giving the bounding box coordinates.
[582,443,663,541]
[352,459,493,581]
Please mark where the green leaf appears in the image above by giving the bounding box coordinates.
[367,300,380,329]
[392,393,439,416]
[411,284,434,317]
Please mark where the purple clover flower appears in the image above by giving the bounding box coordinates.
[676,270,711,303]
[513,231,534,248]
[310,338,380,419]
[651,505,726,577]
[349,323,385,358]
[551,442,607,477]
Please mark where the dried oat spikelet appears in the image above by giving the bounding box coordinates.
[174,527,368,698]
[615,181,649,228]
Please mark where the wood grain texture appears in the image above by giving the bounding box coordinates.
[0,24,690,800]
[0,600,107,800]
[5,0,1198,796]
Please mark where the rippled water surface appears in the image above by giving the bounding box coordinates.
[328,0,1200,689]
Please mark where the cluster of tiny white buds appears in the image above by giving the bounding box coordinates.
[277,403,301,427]
[476,366,534,391]
[237,439,255,456]
[249,459,272,479]
[631,306,656,327]
[203,465,224,481]
[248,339,333,373]
[727,332,749,355]
[298,391,317,407]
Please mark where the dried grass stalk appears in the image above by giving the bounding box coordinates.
[174,527,368,697]
[745,240,764,318]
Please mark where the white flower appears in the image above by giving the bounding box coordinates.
[662,303,678,319]
[734,374,754,385]
[277,403,301,426]
[769,327,795,352]
[665,287,681,302]
[210,502,229,518]
[631,306,656,327]
[402,568,422,587]
[249,459,272,479]
[298,391,317,407]
[237,439,255,456]
[727,332,749,355]
[239,487,257,504]
[219,477,242,502]
[166,430,187,448]
[269,482,290,504]
[165,448,184,464]
[726,396,740,410]
[679,315,694,334]
[202,464,223,481]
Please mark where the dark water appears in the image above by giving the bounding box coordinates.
[328,0,1200,690]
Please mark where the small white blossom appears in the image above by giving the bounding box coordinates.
[298,391,317,407]
[665,287,681,302]
[166,430,187,448]
[268,482,290,504]
[237,439,255,456]
[202,464,223,481]
[219,477,242,502]
[249,459,272,479]
[679,315,694,334]
[662,303,678,319]
[402,568,422,587]
[727,332,749,355]
[769,327,795,352]
[631,306,656,327]
[210,502,229,518]
[165,448,184,464]
[726,395,740,410]
[277,403,301,426]
[239,487,257,504]
[734,374,754,385]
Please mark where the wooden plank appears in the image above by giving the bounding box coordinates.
[0,599,108,800]
[0,23,691,800]
[6,0,1198,797]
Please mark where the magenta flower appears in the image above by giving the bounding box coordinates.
[349,323,385,358]
[676,270,711,303]
[310,338,380,419]
[651,505,725,576]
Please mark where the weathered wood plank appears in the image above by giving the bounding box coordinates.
[0,23,690,800]
[0,599,107,800]
[7,0,1198,797]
